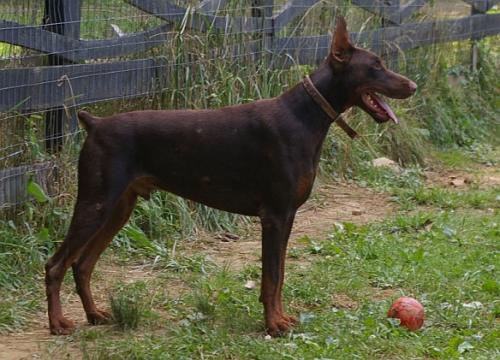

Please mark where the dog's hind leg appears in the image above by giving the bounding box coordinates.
[72,188,137,325]
[45,146,132,334]
[45,196,111,334]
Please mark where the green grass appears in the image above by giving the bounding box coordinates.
[433,144,499,169]
[395,186,500,210]
[73,203,499,359]
[0,202,65,332]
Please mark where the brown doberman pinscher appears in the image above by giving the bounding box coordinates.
[45,17,416,336]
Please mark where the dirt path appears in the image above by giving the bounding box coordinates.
[424,163,500,189]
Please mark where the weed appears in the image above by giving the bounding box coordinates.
[110,281,153,331]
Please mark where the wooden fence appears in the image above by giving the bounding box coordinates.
[0,0,499,208]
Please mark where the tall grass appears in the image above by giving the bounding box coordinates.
[406,41,499,147]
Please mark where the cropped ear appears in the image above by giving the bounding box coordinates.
[330,16,353,63]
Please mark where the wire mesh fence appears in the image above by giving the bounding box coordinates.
[0,0,499,209]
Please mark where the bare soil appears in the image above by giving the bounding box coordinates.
[424,163,500,189]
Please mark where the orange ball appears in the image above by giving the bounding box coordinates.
[387,297,425,331]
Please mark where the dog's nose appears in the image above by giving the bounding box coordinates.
[408,81,417,93]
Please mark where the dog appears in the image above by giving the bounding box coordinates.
[45,17,416,336]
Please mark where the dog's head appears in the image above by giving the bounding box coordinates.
[328,17,417,124]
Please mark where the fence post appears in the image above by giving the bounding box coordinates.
[470,4,481,72]
[251,0,274,62]
[263,0,274,49]
[43,0,81,152]
[381,0,400,70]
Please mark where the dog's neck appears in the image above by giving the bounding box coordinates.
[278,60,355,169]
[309,59,351,114]
[281,59,352,132]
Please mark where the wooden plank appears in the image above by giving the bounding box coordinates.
[272,13,500,64]
[212,38,262,61]
[0,45,262,111]
[0,20,75,59]
[392,13,500,50]
[352,0,401,24]
[0,59,165,112]
[0,21,172,61]
[126,0,272,33]
[399,0,428,22]
[0,162,56,208]
[273,0,321,32]
[125,0,189,24]
[199,0,229,13]
[462,0,500,12]
[79,24,172,60]
[1,14,498,113]
[272,35,330,65]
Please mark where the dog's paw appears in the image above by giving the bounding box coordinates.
[87,309,112,325]
[50,316,76,335]
[282,313,298,325]
[266,314,297,337]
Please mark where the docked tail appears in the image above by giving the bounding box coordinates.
[78,110,98,131]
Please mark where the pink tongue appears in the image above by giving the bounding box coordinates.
[374,95,399,124]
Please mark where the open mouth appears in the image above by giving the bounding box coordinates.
[361,92,399,124]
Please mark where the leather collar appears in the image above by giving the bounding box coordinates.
[302,75,358,139]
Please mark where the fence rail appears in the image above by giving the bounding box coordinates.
[0,0,499,208]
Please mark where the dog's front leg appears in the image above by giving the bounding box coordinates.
[260,210,297,336]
